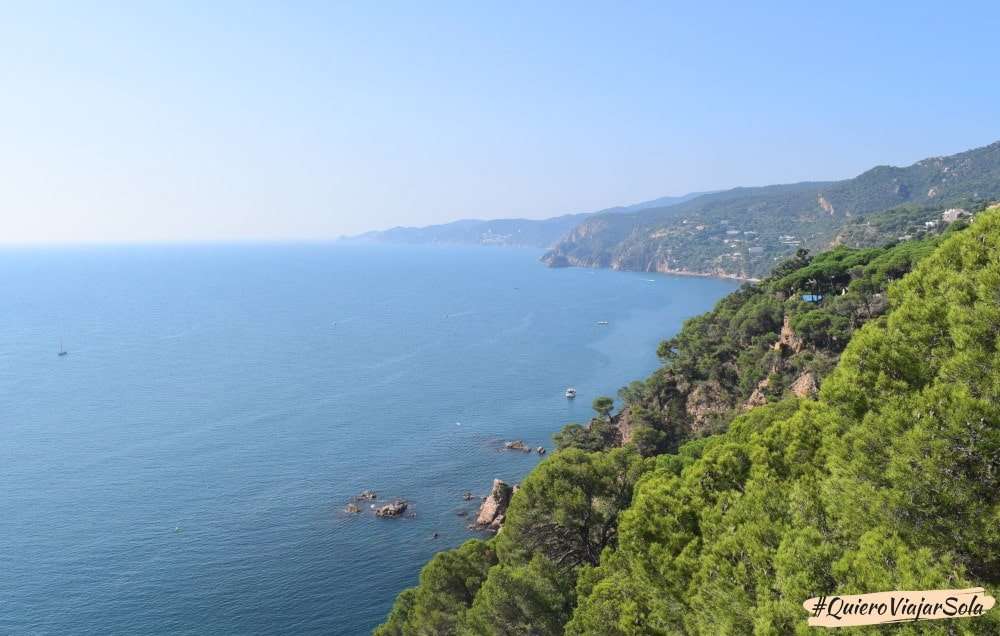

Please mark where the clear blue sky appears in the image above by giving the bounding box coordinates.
[3,1,999,243]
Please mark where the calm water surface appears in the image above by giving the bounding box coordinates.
[0,243,736,634]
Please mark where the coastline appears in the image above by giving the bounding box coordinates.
[640,264,760,283]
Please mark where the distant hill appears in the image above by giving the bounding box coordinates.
[340,192,712,248]
[542,141,1000,278]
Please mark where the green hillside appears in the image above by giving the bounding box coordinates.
[376,206,1000,635]
[342,193,709,248]
[542,141,1000,278]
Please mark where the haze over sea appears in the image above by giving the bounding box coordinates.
[0,243,736,635]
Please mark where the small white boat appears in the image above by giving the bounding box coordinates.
[596,320,609,326]
[565,387,577,399]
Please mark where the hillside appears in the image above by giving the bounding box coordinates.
[552,232,947,455]
[376,206,1000,635]
[341,192,711,248]
[542,141,1000,278]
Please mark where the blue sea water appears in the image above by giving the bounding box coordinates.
[0,243,736,635]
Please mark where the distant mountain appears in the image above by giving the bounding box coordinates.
[340,192,712,249]
[542,141,1000,278]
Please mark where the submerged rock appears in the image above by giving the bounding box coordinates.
[357,490,378,501]
[375,500,408,518]
[345,503,361,514]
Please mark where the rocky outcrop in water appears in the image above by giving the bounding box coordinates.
[503,440,531,452]
[471,479,515,532]
[375,500,408,518]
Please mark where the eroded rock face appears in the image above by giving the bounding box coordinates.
[818,194,835,215]
[375,500,408,517]
[743,376,770,411]
[685,379,730,434]
[611,407,634,445]
[790,371,818,398]
[744,388,768,410]
[773,316,804,354]
[472,479,514,532]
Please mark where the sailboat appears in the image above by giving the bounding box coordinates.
[58,340,68,357]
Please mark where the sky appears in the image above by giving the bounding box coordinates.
[2,1,999,244]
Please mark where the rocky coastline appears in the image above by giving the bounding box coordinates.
[541,251,759,282]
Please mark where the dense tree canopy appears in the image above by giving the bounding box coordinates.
[379,207,1000,635]
[569,208,1000,634]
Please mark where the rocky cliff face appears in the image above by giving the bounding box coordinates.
[611,408,635,445]
[743,377,770,410]
[773,316,804,354]
[684,379,732,434]
[790,371,818,398]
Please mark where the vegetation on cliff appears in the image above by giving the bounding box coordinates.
[542,141,1000,278]
[556,229,951,456]
[378,207,999,634]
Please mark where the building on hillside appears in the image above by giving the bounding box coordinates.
[942,208,968,223]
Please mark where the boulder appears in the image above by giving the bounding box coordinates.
[536,446,546,455]
[357,490,377,501]
[375,500,408,518]
[471,479,514,532]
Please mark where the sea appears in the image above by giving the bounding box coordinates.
[0,243,737,635]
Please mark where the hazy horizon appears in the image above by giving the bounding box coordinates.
[4,2,1000,245]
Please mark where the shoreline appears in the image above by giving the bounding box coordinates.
[640,265,760,283]
[541,252,759,283]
